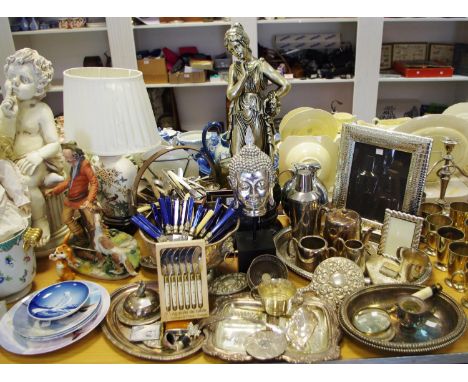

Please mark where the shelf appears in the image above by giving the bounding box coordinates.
[45,77,354,92]
[379,75,468,83]
[145,81,228,88]
[289,78,354,84]
[257,18,358,24]
[11,27,107,36]
[133,21,231,30]
[383,17,468,23]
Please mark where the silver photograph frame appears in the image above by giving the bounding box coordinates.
[333,123,432,228]
[378,208,424,257]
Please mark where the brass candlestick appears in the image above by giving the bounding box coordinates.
[427,138,468,206]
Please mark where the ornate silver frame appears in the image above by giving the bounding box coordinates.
[333,123,432,228]
[378,208,424,257]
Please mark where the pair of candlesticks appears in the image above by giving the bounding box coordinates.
[131,195,237,244]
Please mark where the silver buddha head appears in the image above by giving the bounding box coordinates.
[228,128,276,217]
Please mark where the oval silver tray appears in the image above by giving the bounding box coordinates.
[274,227,431,286]
[101,282,204,361]
[201,293,341,363]
[339,284,467,354]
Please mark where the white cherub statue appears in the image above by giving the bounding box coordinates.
[0,48,64,247]
[0,136,30,243]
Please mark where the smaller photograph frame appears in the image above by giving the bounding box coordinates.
[378,209,424,258]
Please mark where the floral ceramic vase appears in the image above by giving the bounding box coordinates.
[91,155,137,230]
[0,228,36,303]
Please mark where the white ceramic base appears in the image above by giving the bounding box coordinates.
[5,283,32,304]
[34,225,69,258]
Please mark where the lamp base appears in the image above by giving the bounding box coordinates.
[92,155,137,231]
[103,215,137,235]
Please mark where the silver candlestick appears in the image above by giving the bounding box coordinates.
[427,138,468,206]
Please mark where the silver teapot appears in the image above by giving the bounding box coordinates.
[281,162,328,240]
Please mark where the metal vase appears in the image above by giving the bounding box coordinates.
[281,162,328,240]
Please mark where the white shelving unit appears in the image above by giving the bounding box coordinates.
[0,17,467,130]
[377,17,468,117]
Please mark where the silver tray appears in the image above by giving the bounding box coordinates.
[101,282,204,361]
[339,284,467,354]
[274,227,313,280]
[201,293,341,363]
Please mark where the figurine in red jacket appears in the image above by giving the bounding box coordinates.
[46,143,98,247]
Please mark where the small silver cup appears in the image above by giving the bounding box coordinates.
[419,203,444,240]
[335,238,366,272]
[289,235,337,273]
[436,226,465,272]
[446,241,468,290]
[426,214,453,257]
[450,201,468,231]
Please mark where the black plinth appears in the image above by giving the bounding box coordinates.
[235,229,276,273]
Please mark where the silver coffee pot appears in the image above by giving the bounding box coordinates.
[281,162,328,239]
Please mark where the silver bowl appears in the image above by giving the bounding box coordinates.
[339,284,467,354]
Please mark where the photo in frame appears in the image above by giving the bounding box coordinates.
[378,209,424,258]
[333,123,432,226]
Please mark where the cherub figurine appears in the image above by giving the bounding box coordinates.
[45,142,98,247]
[0,135,31,242]
[0,48,64,247]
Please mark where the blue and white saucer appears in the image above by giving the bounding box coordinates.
[0,281,110,355]
[14,281,101,341]
[27,281,90,321]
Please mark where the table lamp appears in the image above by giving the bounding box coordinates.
[63,67,161,230]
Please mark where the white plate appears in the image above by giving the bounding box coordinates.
[279,108,339,141]
[14,281,101,340]
[393,114,468,181]
[0,282,110,355]
[279,107,313,134]
[27,281,89,321]
[278,135,338,192]
[443,102,468,121]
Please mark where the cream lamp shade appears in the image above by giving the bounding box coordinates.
[63,67,160,156]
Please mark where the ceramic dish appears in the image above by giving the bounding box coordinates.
[0,282,110,355]
[14,282,101,341]
[279,108,339,141]
[279,107,313,134]
[339,284,467,354]
[201,293,341,363]
[101,282,204,361]
[176,131,204,149]
[278,135,338,192]
[442,102,468,121]
[394,114,468,181]
[27,281,90,321]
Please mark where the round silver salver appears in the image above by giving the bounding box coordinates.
[244,331,287,360]
[209,273,248,296]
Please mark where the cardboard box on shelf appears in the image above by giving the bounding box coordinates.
[168,71,206,84]
[137,57,168,84]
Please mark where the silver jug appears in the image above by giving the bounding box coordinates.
[281,162,328,240]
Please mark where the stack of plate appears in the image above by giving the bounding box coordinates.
[0,280,110,355]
